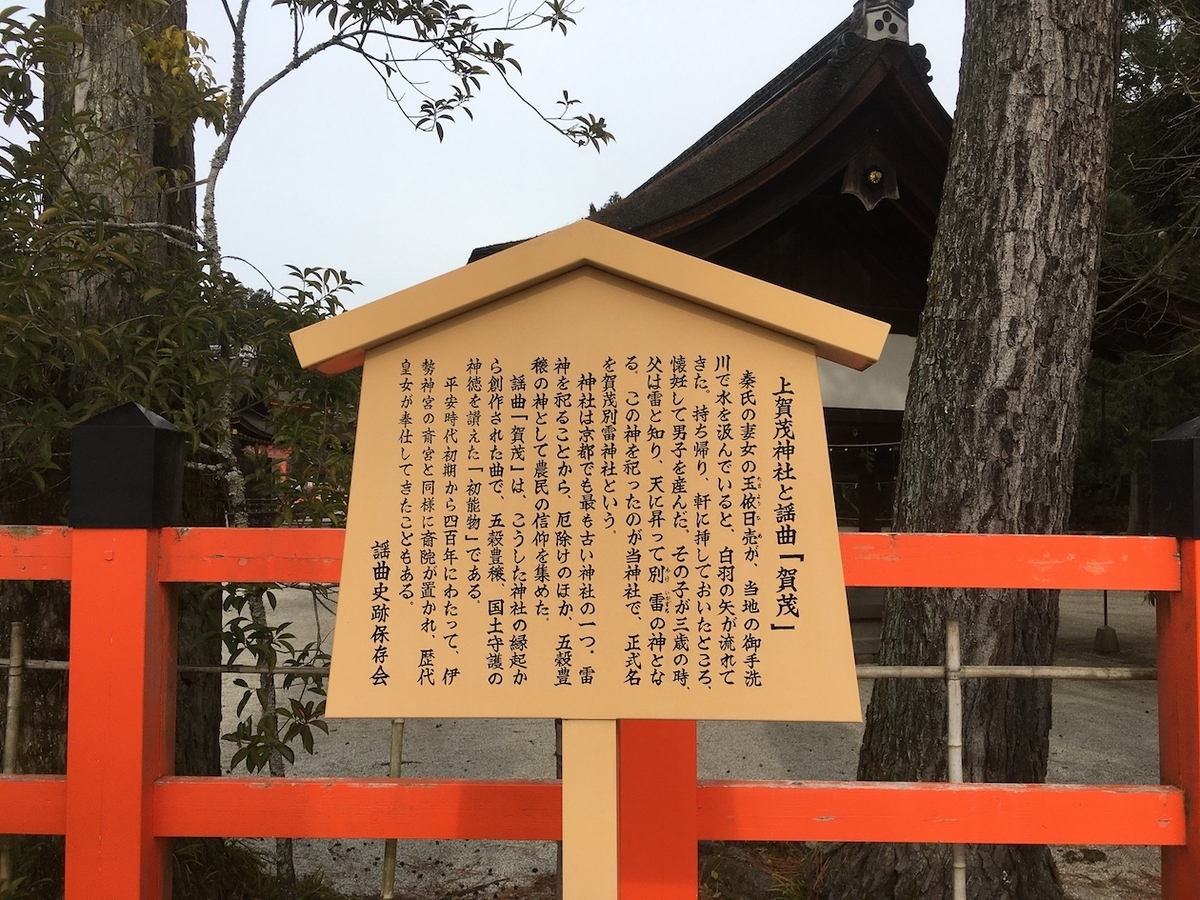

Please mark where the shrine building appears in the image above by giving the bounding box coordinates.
[472,0,1200,536]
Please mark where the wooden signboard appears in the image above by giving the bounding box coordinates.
[292,220,888,723]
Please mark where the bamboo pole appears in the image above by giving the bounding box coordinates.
[0,658,1162,681]
[380,718,404,900]
[555,717,563,900]
[1,622,25,894]
[856,664,1156,680]
[0,658,66,671]
[946,618,967,900]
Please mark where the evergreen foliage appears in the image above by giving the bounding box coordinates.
[1075,1,1200,532]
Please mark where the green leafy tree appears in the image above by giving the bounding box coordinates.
[1073,341,1200,533]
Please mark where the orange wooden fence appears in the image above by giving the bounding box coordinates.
[0,526,1194,898]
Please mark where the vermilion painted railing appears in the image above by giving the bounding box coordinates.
[0,526,1194,899]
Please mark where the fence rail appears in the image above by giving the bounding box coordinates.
[0,526,1195,900]
[0,659,1165,680]
[0,527,1183,589]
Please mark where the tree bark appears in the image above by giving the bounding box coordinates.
[43,0,196,318]
[823,2,1121,898]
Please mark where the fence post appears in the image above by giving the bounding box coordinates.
[945,618,967,900]
[1152,419,1200,898]
[617,720,697,900]
[63,404,183,900]
[1158,538,1200,899]
[0,621,24,892]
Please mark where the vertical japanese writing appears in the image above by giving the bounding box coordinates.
[487,512,505,594]
[482,364,509,686]
[717,546,738,685]
[623,355,644,688]
[715,356,734,532]
[553,357,574,687]
[691,354,712,689]
[510,371,528,496]
[739,370,761,563]
[508,363,531,686]
[712,355,738,689]
[670,355,689,535]
[370,348,817,698]
[743,578,762,687]
[601,359,619,531]
[772,376,801,633]
[509,592,530,685]
[442,371,461,678]
[488,358,506,499]
[487,595,505,685]
[668,354,691,688]
[465,358,484,623]
[532,357,551,619]
[370,540,391,685]
[671,543,690,687]
[395,360,416,686]
[739,366,763,687]
[621,355,642,672]
[576,362,602,687]
[772,376,797,547]
[486,359,506,601]
[418,358,438,685]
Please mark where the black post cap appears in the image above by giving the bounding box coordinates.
[1151,416,1200,538]
[69,402,185,528]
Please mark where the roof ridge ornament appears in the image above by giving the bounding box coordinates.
[859,0,912,44]
[831,30,868,66]
[907,41,933,81]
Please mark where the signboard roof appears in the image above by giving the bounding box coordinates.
[291,220,888,374]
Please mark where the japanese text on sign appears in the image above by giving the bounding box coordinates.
[363,352,809,697]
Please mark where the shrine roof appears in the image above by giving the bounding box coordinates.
[292,220,888,375]
[468,14,952,336]
[590,20,947,237]
[463,10,1200,356]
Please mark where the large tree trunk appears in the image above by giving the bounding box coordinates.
[43,0,196,318]
[823,2,1121,899]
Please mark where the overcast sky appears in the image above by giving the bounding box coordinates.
[190,2,965,308]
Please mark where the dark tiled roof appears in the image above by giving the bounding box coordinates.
[468,239,526,263]
[591,16,936,235]
[639,13,859,186]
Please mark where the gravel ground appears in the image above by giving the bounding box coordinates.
[220,588,1162,899]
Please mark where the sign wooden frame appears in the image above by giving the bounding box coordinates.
[292,220,889,899]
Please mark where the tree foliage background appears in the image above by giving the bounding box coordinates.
[1074,0,1200,534]
[0,4,362,531]
[0,1,609,895]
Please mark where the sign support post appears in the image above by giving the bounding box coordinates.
[562,719,618,900]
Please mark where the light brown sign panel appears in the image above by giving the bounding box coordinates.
[324,268,864,721]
